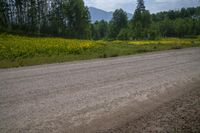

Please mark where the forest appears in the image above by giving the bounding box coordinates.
[0,0,200,40]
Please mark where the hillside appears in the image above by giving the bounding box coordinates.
[89,7,133,22]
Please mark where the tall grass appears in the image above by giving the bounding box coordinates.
[0,34,199,68]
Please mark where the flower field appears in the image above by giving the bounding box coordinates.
[0,34,103,60]
[0,34,200,68]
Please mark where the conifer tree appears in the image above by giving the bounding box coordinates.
[132,0,151,39]
[136,0,145,12]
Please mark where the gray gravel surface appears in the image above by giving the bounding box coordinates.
[0,48,200,133]
[102,83,200,133]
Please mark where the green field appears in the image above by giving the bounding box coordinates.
[0,34,200,68]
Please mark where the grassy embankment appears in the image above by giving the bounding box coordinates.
[0,34,200,68]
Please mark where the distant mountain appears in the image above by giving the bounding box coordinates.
[89,7,133,23]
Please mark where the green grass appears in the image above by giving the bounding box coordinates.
[0,34,200,68]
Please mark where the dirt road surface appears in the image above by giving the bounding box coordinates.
[0,48,200,133]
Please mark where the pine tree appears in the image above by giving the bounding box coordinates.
[132,0,151,39]
[136,0,145,12]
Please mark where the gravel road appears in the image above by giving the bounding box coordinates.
[0,48,200,133]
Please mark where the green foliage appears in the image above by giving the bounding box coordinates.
[64,0,91,39]
[131,6,151,39]
[27,0,37,32]
[130,0,152,39]
[0,0,200,40]
[0,0,91,39]
[91,20,108,40]
[148,23,161,40]
[109,9,128,39]
[0,0,9,31]
[117,28,130,40]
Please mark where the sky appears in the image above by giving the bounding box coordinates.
[84,0,200,13]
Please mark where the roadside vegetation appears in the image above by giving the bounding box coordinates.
[0,34,199,68]
[0,0,200,68]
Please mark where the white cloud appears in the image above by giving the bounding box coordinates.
[84,0,136,12]
[155,0,177,2]
[84,0,200,13]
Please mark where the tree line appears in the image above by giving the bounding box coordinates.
[92,0,200,40]
[0,0,90,38]
[0,0,200,40]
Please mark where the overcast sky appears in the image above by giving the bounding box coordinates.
[84,0,200,13]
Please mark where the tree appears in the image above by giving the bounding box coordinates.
[174,18,193,37]
[0,0,199,40]
[64,0,91,39]
[27,0,38,32]
[109,9,128,39]
[117,28,130,40]
[49,0,66,35]
[0,0,10,31]
[131,0,151,39]
[136,0,145,12]
[15,0,23,27]
[159,18,174,37]
[92,20,108,40]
